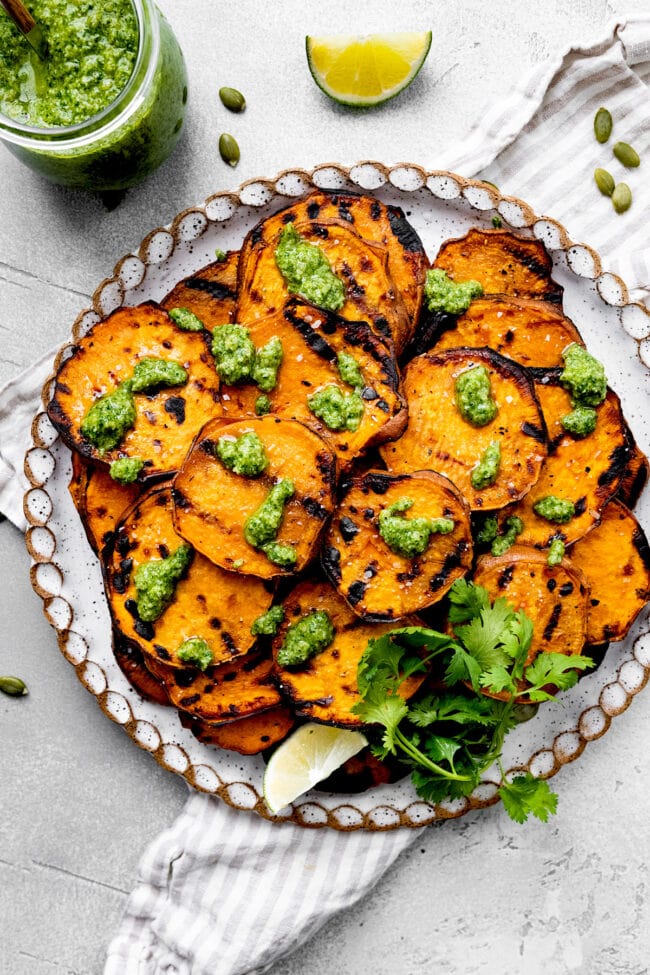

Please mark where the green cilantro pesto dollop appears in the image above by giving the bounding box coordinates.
[244,479,296,567]
[455,365,498,427]
[251,336,283,392]
[259,541,297,570]
[134,544,193,623]
[307,384,364,432]
[378,498,454,559]
[533,496,575,524]
[251,605,285,637]
[130,358,188,393]
[471,440,501,490]
[337,351,364,391]
[560,344,607,408]
[475,515,499,547]
[212,323,256,385]
[547,538,566,567]
[0,0,138,127]
[255,394,272,416]
[491,516,524,557]
[276,610,335,669]
[168,307,205,332]
[275,224,345,312]
[216,431,268,478]
[424,268,483,314]
[561,405,598,439]
[177,637,213,671]
[109,456,144,484]
[80,381,136,455]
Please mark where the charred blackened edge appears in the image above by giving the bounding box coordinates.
[112,631,170,705]
[617,443,650,510]
[401,308,458,363]
[386,205,427,255]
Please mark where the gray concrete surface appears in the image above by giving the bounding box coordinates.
[2,1,650,973]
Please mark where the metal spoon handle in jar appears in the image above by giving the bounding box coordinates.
[0,0,48,60]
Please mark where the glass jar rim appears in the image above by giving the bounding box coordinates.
[0,0,160,150]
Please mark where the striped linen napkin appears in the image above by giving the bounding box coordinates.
[0,17,648,975]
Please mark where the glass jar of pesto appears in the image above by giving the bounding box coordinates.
[0,0,187,190]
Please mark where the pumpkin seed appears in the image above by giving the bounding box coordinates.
[613,141,640,168]
[594,107,612,143]
[219,133,240,168]
[219,86,246,113]
[594,168,615,196]
[0,676,28,696]
[612,182,632,214]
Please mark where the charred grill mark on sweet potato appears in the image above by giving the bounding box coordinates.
[68,453,142,555]
[381,348,547,511]
[271,580,427,726]
[106,484,273,667]
[617,439,649,510]
[161,251,239,332]
[48,303,222,478]
[148,653,282,723]
[500,379,631,549]
[179,705,295,754]
[323,470,472,620]
[433,229,563,303]
[218,300,407,470]
[429,296,585,370]
[112,635,170,706]
[568,500,650,644]
[172,416,336,579]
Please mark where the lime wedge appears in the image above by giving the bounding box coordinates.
[263,723,369,813]
[306,31,432,108]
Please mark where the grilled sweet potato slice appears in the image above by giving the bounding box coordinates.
[113,636,170,706]
[323,470,472,621]
[433,228,563,303]
[617,438,649,510]
[569,500,650,644]
[237,219,410,352]
[470,547,589,700]
[219,299,406,469]
[237,191,426,350]
[272,580,427,727]
[69,453,142,553]
[433,297,584,370]
[380,348,547,511]
[147,653,282,723]
[161,251,238,332]
[173,416,336,578]
[179,705,295,754]
[106,485,273,669]
[48,302,221,478]
[499,379,631,549]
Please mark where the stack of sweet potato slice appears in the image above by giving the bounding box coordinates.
[47,190,650,781]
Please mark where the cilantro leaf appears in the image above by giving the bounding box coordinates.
[357,627,454,696]
[447,578,490,623]
[500,611,534,675]
[423,735,462,766]
[524,653,595,702]
[479,664,515,696]
[408,693,495,729]
[499,774,558,823]
[444,643,483,690]
[453,597,515,673]
[351,686,408,757]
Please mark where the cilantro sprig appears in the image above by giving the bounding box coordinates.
[352,579,593,824]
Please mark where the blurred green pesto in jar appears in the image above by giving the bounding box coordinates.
[0,0,188,190]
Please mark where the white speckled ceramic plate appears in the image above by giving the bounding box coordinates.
[24,163,650,830]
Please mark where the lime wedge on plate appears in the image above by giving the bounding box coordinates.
[306,31,432,107]
[263,723,369,813]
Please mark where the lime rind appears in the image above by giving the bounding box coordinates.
[263,722,369,813]
[306,31,432,108]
